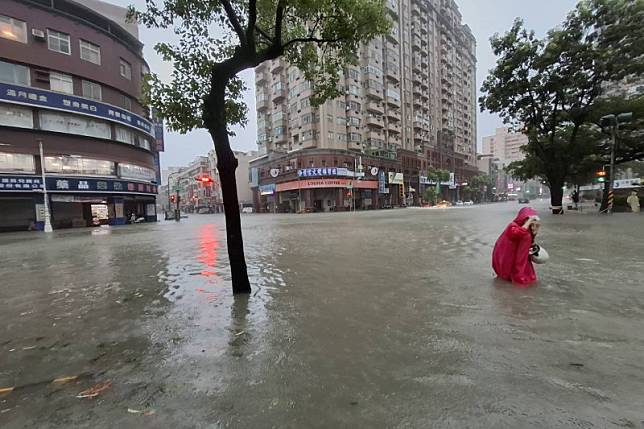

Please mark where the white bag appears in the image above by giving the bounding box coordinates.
[530,244,549,264]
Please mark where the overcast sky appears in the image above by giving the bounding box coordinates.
[109,0,578,169]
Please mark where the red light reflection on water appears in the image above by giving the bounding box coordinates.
[197,224,219,278]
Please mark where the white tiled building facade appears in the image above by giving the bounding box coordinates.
[255,0,477,166]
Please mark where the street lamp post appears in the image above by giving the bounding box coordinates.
[37,139,53,233]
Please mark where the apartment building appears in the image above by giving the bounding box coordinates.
[482,127,528,166]
[252,0,477,211]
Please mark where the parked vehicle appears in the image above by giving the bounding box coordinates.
[518,197,530,204]
[455,200,464,206]
[242,207,254,214]
[464,200,474,206]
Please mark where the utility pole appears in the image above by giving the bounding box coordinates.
[600,112,633,214]
[37,139,53,233]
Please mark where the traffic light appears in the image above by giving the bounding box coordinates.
[197,175,214,185]
[170,195,176,203]
[596,170,607,183]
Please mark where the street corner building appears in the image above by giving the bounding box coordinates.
[0,0,164,232]
[250,0,479,213]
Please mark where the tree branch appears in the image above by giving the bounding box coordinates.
[274,0,287,46]
[282,36,343,51]
[246,0,257,50]
[219,0,246,45]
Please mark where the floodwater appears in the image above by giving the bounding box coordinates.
[1,202,643,428]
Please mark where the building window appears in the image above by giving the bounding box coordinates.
[79,40,101,65]
[115,126,135,144]
[0,152,35,173]
[118,163,156,182]
[300,97,310,109]
[47,29,71,55]
[81,80,102,101]
[119,59,132,80]
[0,15,27,43]
[50,72,74,94]
[0,103,33,128]
[39,111,111,139]
[327,131,334,140]
[0,60,29,85]
[122,94,132,111]
[137,136,151,150]
[44,156,115,176]
[349,132,361,142]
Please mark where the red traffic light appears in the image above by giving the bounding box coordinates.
[596,170,606,177]
[197,175,214,185]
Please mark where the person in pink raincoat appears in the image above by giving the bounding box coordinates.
[492,207,541,286]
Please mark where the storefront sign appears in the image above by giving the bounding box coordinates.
[154,122,165,152]
[0,82,153,136]
[0,176,43,191]
[45,177,157,195]
[378,171,386,194]
[277,179,378,192]
[388,172,404,185]
[259,183,276,195]
[298,167,338,177]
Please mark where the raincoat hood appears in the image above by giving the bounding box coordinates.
[513,207,538,225]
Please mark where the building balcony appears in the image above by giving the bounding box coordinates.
[386,95,401,107]
[385,108,401,121]
[366,130,384,141]
[270,60,284,74]
[273,133,287,144]
[388,122,402,133]
[366,115,384,128]
[365,86,384,100]
[366,102,384,114]
[388,134,401,146]
[272,88,287,102]
[256,96,270,111]
[386,66,400,82]
[256,72,268,85]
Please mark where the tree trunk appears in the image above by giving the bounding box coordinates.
[205,81,251,294]
[549,179,564,214]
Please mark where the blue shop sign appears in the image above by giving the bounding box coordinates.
[259,183,276,195]
[378,170,386,194]
[298,167,339,177]
[46,177,157,195]
[0,82,153,136]
[0,176,43,191]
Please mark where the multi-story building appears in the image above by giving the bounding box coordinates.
[0,0,160,231]
[482,127,528,166]
[252,0,477,211]
[168,156,221,213]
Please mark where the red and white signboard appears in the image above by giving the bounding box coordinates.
[276,179,378,192]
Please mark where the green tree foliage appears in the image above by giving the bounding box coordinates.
[129,0,391,293]
[480,0,644,213]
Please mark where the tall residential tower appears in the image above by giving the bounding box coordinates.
[252,0,477,212]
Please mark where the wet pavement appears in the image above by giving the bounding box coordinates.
[1,202,643,428]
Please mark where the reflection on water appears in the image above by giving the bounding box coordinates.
[197,224,219,278]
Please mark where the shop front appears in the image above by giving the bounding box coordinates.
[276,178,380,212]
[0,174,157,231]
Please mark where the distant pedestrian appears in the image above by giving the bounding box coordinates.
[627,191,640,213]
[492,207,541,286]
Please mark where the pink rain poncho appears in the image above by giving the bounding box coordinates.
[492,207,537,286]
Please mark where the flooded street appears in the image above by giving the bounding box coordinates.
[1,202,643,428]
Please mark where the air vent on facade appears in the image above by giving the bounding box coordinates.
[31,29,45,40]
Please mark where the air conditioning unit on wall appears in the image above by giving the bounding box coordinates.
[31,28,45,40]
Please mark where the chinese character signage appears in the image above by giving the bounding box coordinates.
[0,175,159,195]
[378,171,386,194]
[0,176,43,191]
[298,167,339,177]
[0,82,153,136]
